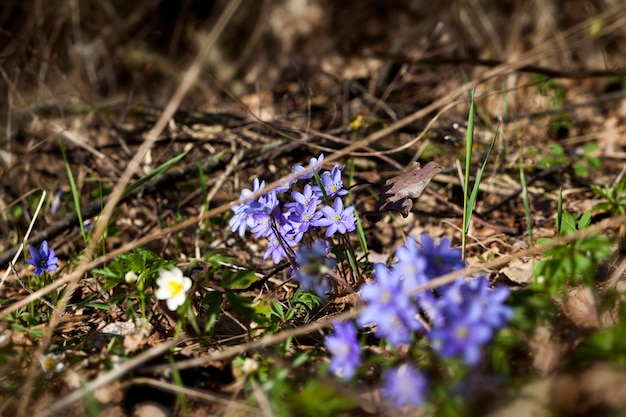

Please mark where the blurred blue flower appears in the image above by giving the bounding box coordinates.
[27,240,58,276]
[316,197,356,237]
[50,190,62,213]
[325,320,361,380]
[293,240,336,296]
[428,276,513,365]
[382,363,427,409]
[358,263,423,346]
[428,301,493,365]
[419,234,465,280]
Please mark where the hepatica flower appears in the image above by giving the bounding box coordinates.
[292,240,336,296]
[382,363,427,409]
[292,153,324,180]
[27,240,59,276]
[316,197,356,237]
[325,320,361,380]
[428,276,513,365]
[357,263,422,347]
[419,234,465,280]
[229,178,268,237]
[316,165,348,197]
[156,267,192,311]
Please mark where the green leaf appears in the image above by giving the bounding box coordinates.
[201,291,222,332]
[560,212,578,235]
[226,293,257,321]
[221,269,257,290]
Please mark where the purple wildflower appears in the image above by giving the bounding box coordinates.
[428,277,512,365]
[286,184,322,241]
[264,230,295,264]
[428,301,493,365]
[27,240,59,276]
[51,190,62,213]
[292,153,325,180]
[316,165,348,197]
[229,179,267,237]
[419,234,465,280]
[382,363,427,409]
[357,263,423,347]
[315,197,356,237]
[460,276,514,329]
[325,320,361,380]
[292,240,336,296]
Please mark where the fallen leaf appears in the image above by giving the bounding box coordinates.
[500,258,534,285]
[373,161,444,218]
[561,285,600,328]
[528,326,563,375]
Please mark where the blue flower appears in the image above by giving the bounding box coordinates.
[27,240,59,276]
[325,320,361,380]
[263,230,295,264]
[394,236,427,283]
[229,179,267,237]
[315,197,356,237]
[428,276,513,365]
[292,153,324,180]
[460,276,514,329]
[428,301,493,365]
[286,185,322,241]
[357,264,423,347]
[382,363,427,409]
[292,240,336,296]
[419,234,465,280]
[316,165,348,197]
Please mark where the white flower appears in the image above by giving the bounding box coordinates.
[156,267,192,311]
[242,357,259,374]
[125,271,138,284]
[40,353,64,374]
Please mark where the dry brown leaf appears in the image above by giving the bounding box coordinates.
[499,258,534,285]
[561,285,600,328]
[373,161,444,218]
[529,326,563,375]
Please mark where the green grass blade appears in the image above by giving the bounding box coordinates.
[467,122,499,227]
[122,151,188,197]
[59,138,87,242]
[461,89,476,258]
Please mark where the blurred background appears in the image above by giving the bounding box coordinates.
[1,0,621,111]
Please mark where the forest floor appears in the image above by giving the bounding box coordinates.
[1,1,626,416]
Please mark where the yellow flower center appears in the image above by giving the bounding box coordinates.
[43,357,57,372]
[167,280,183,296]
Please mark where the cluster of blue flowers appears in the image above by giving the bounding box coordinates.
[325,235,513,408]
[230,155,513,409]
[229,154,356,295]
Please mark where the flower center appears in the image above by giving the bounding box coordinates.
[456,326,468,340]
[167,281,183,296]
